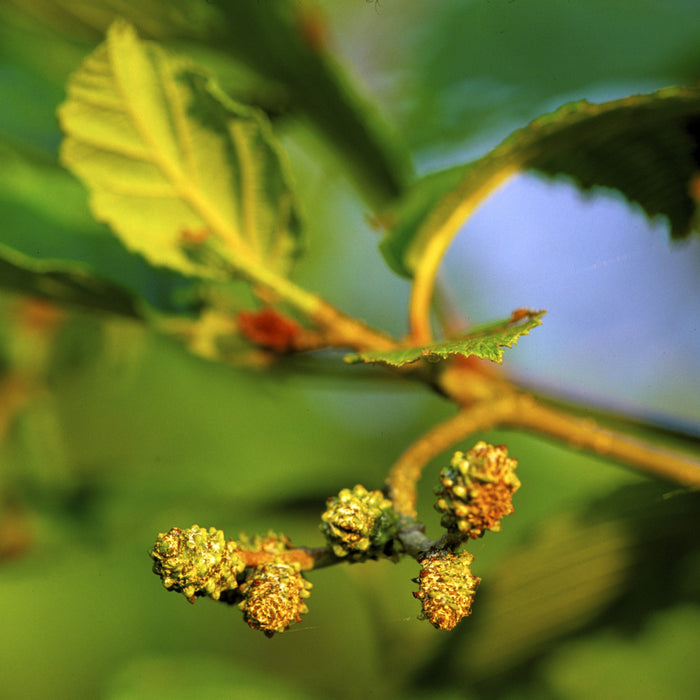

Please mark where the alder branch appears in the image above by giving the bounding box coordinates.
[183,236,400,354]
[387,396,520,517]
[386,390,700,518]
[205,235,700,503]
[507,395,700,488]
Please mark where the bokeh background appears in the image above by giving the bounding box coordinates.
[1,1,699,698]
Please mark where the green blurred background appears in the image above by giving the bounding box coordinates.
[1,1,699,698]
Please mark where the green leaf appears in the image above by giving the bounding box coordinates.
[208,0,411,207]
[0,139,201,316]
[58,20,302,282]
[382,86,700,278]
[528,89,700,240]
[0,244,144,319]
[5,0,215,43]
[8,0,410,208]
[379,165,467,278]
[405,1,700,158]
[345,309,545,366]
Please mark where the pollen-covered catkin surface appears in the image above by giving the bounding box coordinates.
[320,484,399,559]
[150,525,245,602]
[435,441,520,538]
[414,550,480,630]
[238,558,312,637]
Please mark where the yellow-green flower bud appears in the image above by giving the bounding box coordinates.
[320,484,399,559]
[413,550,480,630]
[435,441,520,538]
[150,525,246,603]
[238,558,312,637]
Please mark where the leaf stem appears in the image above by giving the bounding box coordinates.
[408,169,516,344]
[309,294,399,352]
[191,238,400,352]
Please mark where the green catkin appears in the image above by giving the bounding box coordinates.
[150,525,245,602]
[320,484,399,559]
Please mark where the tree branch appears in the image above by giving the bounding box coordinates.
[508,395,700,488]
[386,391,700,519]
[386,397,520,517]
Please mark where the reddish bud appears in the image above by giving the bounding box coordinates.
[237,307,302,352]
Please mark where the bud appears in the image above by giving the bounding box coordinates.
[150,525,245,603]
[435,441,520,538]
[238,558,312,636]
[413,550,480,630]
[320,484,399,559]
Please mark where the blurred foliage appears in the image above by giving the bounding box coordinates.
[0,1,699,699]
[382,88,700,280]
[398,0,700,164]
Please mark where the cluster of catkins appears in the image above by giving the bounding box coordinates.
[417,441,520,629]
[150,527,311,637]
[150,441,520,634]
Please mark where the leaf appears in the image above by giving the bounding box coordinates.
[382,86,700,279]
[0,244,144,319]
[5,0,215,43]
[207,0,411,207]
[9,0,410,208]
[0,139,202,316]
[529,90,700,240]
[405,1,700,159]
[345,309,545,366]
[379,165,467,278]
[58,20,302,283]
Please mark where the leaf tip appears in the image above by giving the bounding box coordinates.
[106,16,138,40]
[508,308,546,325]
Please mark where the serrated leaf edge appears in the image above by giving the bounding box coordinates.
[344,309,545,367]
